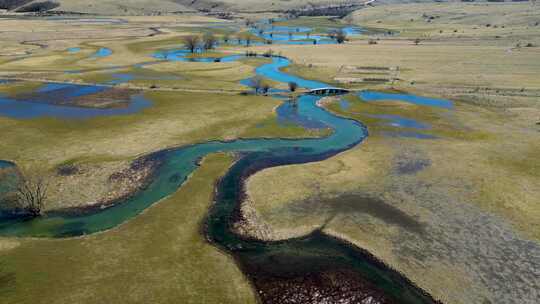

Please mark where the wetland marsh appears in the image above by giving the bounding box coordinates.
[0,3,539,304]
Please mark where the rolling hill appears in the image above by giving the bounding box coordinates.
[0,0,372,14]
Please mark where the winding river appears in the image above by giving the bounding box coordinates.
[0,49,442,302]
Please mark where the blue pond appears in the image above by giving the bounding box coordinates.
[93,47,113,58]
[359,91,453,109]
[0,94,151,119]
[37,83,107,97]
[153,49,244,62]
[67,47,81,53]
[0,82,151,119]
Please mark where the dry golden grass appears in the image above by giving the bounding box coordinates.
[250,40,540,96]
[244,95,540,303]
[347,2,540,42]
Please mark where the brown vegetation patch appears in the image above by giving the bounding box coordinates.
[15,86,138,109]
[71,88,138,109]
[251,268,396,304]
[88,153,163,212]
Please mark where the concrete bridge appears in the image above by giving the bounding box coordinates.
[309,87,350,96]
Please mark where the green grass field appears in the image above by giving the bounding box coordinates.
[0,154,258,304]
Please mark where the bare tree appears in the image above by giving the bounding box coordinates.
[330,29,347,44]
[182,35,200,53]
[15,175,48,217]
[288,81,298,92]
[202,33,217,51]
[261,83,270,95]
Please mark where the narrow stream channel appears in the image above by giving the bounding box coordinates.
[0,50,442,303]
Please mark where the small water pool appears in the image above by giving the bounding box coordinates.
[0,83,151,119]
[92,47,113,58]
[0,94,151,119]
[359,91,453,109]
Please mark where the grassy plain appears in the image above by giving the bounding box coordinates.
[0,13,339,304]
[0,4,538,303]
[246,3,540,105]
[0,16,325,210]
[242,3,540,304]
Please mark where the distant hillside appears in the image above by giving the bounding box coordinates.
[171,0,368,12]
[1,0,374,15]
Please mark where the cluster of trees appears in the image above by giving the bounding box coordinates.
[286,3,361,18]
[329,29,347,44]
[247,78,298,95]
[190,26,350,51]
[182,33,218,53]
[223,33,255,47]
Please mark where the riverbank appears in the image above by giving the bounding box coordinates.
[242,92,540,303]
[0,154,259,304]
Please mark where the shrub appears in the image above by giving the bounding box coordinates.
[202,33,217,50]
[182,35,200,53]
[263,49,274,57]
[288,82,298,92]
